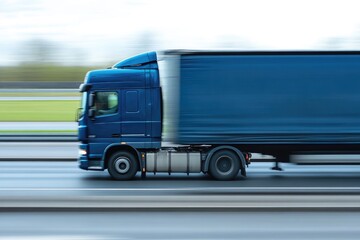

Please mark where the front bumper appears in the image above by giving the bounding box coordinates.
[78,155,104,171]
[78,155,90,170]
[78,143,104,171]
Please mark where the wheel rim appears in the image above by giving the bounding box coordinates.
[215,155,233,174]
[114,157,131,174]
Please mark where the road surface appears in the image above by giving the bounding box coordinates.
[1,161,360,239]
[0,122,77,131]
[1,211,360,239]
[1,161,360,195]
[0,142,77,159]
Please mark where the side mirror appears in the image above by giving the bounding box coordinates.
[75,108,81,122]
[79,83,92,92]
[88,109,96,119]
[88,93,95,107]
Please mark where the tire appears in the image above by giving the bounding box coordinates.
[208,150,240,180]
[107,151,139,180]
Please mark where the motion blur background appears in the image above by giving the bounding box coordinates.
[1,0,360,129]
[2,1,360,239]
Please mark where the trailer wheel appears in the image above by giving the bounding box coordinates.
[209,150,240,180]
[108,151,139,180]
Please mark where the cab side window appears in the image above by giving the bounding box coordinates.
[94,92,118,116]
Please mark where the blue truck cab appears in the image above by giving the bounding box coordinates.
[78,52,162,173]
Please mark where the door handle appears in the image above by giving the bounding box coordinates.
[112,134,120,138]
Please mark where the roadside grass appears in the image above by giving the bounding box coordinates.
[0,92,80,97]
[0,100,80,122]
[0,130,77,134]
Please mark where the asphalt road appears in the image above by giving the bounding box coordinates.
[2,161,360,189]
[0,122,77,131]
[2,161,360,239]
[2,211,360,239]
[2,161,360,204]
[0,142,77,159]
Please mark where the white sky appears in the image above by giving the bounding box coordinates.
[1,0,360,65]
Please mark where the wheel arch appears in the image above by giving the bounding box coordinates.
[103,144,141,170]
[204,146,246,176]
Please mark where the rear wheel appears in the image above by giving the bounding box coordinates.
[108,151,139,180]
[209,150,240,180]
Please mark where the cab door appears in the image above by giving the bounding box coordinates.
[87,91,121,156]
[121,89,147,142]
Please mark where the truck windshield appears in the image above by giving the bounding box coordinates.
[78,92,87,119]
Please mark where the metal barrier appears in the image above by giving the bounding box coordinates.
[0,134,77,142]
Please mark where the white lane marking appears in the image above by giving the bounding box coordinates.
[1,187,360,191]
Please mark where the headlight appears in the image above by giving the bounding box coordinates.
[79,149,87,156]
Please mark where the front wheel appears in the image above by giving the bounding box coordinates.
[108,151,139,180]
[208,150,240,180]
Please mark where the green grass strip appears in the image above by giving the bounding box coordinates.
[0,100,80,122]
[0,92,80,97]
[0,130,77,134]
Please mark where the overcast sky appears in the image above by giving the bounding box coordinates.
[1,0,360,65]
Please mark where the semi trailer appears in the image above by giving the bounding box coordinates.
[78,50,360,180]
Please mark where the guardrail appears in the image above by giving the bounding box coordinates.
[0,134,77,142]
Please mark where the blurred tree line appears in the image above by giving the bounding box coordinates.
[0,65,96,82]
[0,34,157,82]
[2,30,360,82]
[0,39,100,82]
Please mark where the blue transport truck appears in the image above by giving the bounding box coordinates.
[78,50,360,180]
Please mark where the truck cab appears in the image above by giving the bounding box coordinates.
[78,52,162,174]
